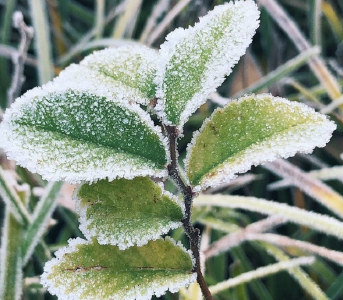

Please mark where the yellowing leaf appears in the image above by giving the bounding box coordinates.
[41,238,196,300]
[185,94,336,190]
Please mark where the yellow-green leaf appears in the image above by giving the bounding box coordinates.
[76,177,184,249]
[185,94,336,190]
[41,238,196,300]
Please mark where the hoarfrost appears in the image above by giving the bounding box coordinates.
[185,94,336,191]
[0,84,169,183]
[155,0,260,129]
[41,238,196,300]
[80,45,159,103]
[74,180,183,250]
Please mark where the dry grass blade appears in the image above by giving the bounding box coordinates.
[257,0,342,102]
[247,233,343,266]
[145,0,192,46]
[209,257,315,295]
[204,216,286,258]
[264,159,343,218]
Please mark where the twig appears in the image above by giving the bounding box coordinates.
[165,125,213,300]
[7,11,34,107]
[246,233,343,266]
[0,44,37,66]
[204,215,286,259]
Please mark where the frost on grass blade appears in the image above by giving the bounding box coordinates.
[155,0,260,128]
[80,45,159,104]
[41,237,196,300]
[0,86,169,183]
[75,177,184,249]
[185,94,336,191]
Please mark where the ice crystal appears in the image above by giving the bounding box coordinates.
[41,238,196,300]
[155,0,260,128]
[74,178,184,249]
[185,94,336,191]
[0,85,169,183]
[80,45,158,103]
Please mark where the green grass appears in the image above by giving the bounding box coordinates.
[1,0,343,299]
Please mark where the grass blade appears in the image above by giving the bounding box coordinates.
[28,0,54,84]
[0,0,16,108]
[308,0,322,45]
[0,166,31,224]
[0,206,23,300]
[22,181,63,265]
[194,194,343,240]
[95,0,105,39]
[257,0,342,102]
[112,0,143,39]
[264,160,343,219]
[209,257,315,295]
[259,243,329,300]
[232,47,320,98]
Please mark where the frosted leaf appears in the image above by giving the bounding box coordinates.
[0,86,169,183]
[185,94,336,191]
[75,177,184,250]
[155,0,260,128]
[80,45,159,104]
[41,237,196,300]
[52,64,150,105]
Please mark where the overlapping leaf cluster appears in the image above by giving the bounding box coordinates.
[0,1,337,300]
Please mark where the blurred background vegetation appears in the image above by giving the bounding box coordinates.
[1,0,343,299]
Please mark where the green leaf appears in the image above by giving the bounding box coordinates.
[41,238,196,300]
[186,94,336,190]
[80,45,158,104]
[155,0,260,128]
[0,86,169,183]
[75,177,184,249]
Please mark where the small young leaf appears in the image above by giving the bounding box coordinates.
[52,64,151,106]
[75,177,184,249]
[155,0,260,128]
[80,45,158,103]
[185,94,336,190]
[0,86,169,183]
[41,238,196,300]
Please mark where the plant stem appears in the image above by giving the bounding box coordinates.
[165,125,214,300]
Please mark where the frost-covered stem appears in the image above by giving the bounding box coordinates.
[7,11,34,107]
[165,125,214,300]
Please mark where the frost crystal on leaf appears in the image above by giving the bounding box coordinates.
[0,85,169,183]
[75,177,184,250]
[155,0,260,128]
[41,238,196,300]
[80,45,159,104]
[185,94,336,191]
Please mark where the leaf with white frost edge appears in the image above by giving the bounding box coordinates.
[185,94,336,191]
[41,238,196,300]
[75,177,184,250]
[0,85,169,183]
[155,0,260,128]
[80,45,158,104]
